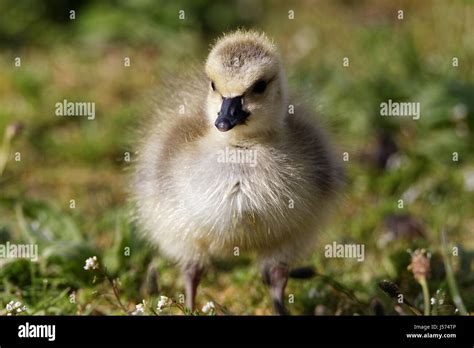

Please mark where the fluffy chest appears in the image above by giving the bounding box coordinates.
[170,143,316,235]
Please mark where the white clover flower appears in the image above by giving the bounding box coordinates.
[84,256,99,270]
[202,301,215,314]
[5,300,27,315]
[156,296,170,313]
[132,300,146,316]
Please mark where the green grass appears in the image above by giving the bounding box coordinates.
[0,0,473,315]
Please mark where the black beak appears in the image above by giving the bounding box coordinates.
[215,96,250,132]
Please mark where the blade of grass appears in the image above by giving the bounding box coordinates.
[441,230,468,315]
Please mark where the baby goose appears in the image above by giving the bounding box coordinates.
[133,30,344,315]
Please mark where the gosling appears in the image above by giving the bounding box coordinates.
[132,30,344,315]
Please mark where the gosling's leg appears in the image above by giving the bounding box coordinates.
[262,263,289,315]
[183,263,203,311]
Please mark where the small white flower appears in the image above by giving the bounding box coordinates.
[156,296,170,313]
[84,256,99,270]
[5,300,27,315]
[6,301,14,312]
[132,300,146,316]
[202,301,215,314]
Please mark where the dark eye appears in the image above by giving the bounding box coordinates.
[211,81,216,91]
[252,80,267,94]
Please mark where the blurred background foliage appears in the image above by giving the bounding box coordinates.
[0,0,473,315]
